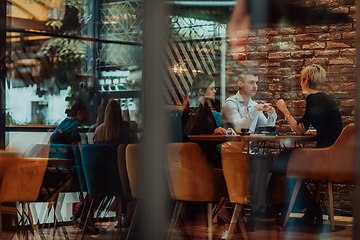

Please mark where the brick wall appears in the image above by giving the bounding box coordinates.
[224,1,355,216]
[225,1,356,133]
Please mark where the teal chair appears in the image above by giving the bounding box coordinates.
[81,144,124,239]
[212,112,221,128]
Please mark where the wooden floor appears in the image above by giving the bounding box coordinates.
[2,214,353,240]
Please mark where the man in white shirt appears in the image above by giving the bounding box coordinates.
[222,69,277,133]
[222,69,277,218]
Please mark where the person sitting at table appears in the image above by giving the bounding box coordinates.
[221,68,277,217]
[182,73,231,168]
[93,99,137,228]
[93,99,135,147]
[88,98,108,133]
[50,101,100,233]
[271,64,343,225]
[221,68,277,133]
[50,101,88,148]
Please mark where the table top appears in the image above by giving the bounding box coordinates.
[188,133,317,142]
[25,157,75,166]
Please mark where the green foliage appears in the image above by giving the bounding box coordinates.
[64,0,82,11]
[39,38,87,62]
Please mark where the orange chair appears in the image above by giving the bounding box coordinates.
[283,123,354,231]
[0,154,47,238]
[166,142,228,240]
[221,142,249,240]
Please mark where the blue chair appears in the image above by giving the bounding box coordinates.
[165,109,183,142]
[212,112,221,128]
[81,144,124,238]
[74,144,87,193]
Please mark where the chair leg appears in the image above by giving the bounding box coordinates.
[283,179,302,227]
[207,202,212,240]
[126,201,140,240]
[115,196,123,240]
[226,203,241,240]
[327,181,335,232]
[167,201,185,240]
[345,180,353,201]
[81,197,95,240]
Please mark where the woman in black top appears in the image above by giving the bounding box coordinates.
[271,65,343,225]
[182,73,231,168]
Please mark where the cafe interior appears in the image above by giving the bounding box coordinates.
[0,0,359,239]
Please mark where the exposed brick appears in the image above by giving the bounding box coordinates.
[257,44,278,52]
[258,60,281,67]
[342,31,355,39]
[269,67,294,75]
[254,68,269,75]
[323,83,340,90]
[278,44,301,51]
[268,52,291,59]
[329,23,353,32]
[315,50,339,57]
[323,66,340,73]
[331,75,355,81]
[340,48,356,56]
[302,42,326,50]
[270,35,295,42]
[280,27,304,35]
[341,99,355,107]
[318,33,342,41]
[230,46,246,53]
[329,58,354,65]
[259,76,275,83]
[305,25,329,33]
[295,34,316,42]
[294,100,306,108]
[280,92,298,99]
[340,67,355,73]
[291,50,314,58]
[242,60,259,67]
[248,37,270,44]
[227,52,247,60]
[340,0,355,4]
[283,75,300,83]
[339,108,354,116]
[327,41,352,48]
[316,0,339,6]
[341,83,355,90]
[249,30,258,37]
[258,28,279,36]
[247,45,257,52]
[282,59,304,67]
[305,58,328,65]
[247,52,268,59]
[268,84,277,91]
[350,6,356,14]
[330,6,350,14]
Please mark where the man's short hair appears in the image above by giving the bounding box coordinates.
[301,65,326,90]
[239,69,258,83]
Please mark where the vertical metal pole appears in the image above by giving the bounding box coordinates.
[142,0,167,240]
[353,0,360,237]
[0,0,6,150]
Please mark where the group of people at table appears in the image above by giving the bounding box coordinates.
[49,99,138,233]
[182,64,343,226]
[45,64,343,233]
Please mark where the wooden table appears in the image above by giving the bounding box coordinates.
[188,133,316,143]
[188,133,316,231]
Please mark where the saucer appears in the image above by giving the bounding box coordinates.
[240,132,251,135]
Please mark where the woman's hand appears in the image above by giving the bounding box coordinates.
[214,127,227,135]
[276,99,288,113]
